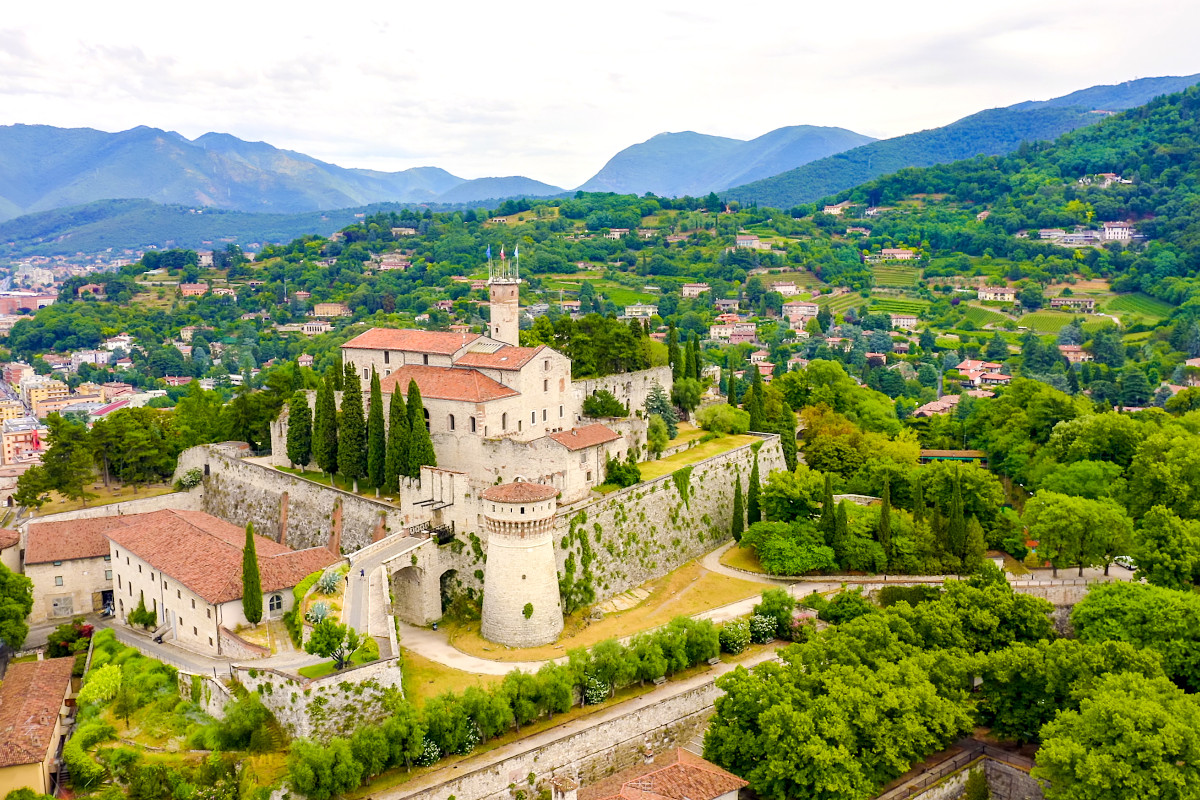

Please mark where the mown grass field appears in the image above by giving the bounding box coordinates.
[540,271,658,307]
[1104,293,1175,320]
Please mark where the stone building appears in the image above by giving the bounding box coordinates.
[480,481,563,647]
[106,509,336,656]
[0,657,75,797]
[24,517,115,622]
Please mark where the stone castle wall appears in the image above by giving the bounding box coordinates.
[573,366,674,418]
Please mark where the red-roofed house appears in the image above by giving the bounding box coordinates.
[0,657,75,796]
[580,748,747,800]
[25,516,118,621]
[107,509,337,655]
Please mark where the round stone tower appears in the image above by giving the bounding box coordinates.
[480,481,564,647]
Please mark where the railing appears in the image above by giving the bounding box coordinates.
[873,740,1036,800]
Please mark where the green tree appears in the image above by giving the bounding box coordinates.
[832,500,850,566]
[761,464,825,522]
[338,363,367,491]
[304,619,362,670]
[877,477,893,561]
[818,472,836,545]
[366,369,385,489]
[40,413,95,506]
[1025,491,1133,577]
[1033,673,1200,800]
[313,372,338,477]
[382,702,426,769]
[963,518,987,573]
[286,738,363,800]
[349,725,390,782]
[671,377,703,420]
[667,325,682,380]
[242,523,262,625]
[1134,505,1200,590]
[985,332,1008,361]
[726,348,740,406]
[406,380,436,475]
[286,393,312,470]
[746,456,762,525]
[647,414,669,458]
[383,392,408,494]
[645,381,678,439]
[731,477,745,542]
[0,562,34,649]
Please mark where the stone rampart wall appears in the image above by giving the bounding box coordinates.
[178,670,233,720]
[573,366,674,418]
[984,759,1044,800]
[22,489,203,531]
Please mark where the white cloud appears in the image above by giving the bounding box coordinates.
[0,0,1197,189]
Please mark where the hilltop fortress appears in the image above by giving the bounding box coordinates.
[209,275,786,647]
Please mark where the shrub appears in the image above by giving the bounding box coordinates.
[63,737,106,788]
[749,614,777,644]
[175,467,204,490]
[753,589,797,639]
[816,589,877,624]
[414,736,441,767]
[77,664,122,706]
[696,405,750,434]
[359,636,380,662]
[718,619,751,654]
[583,675,609,705]
[877,585,941,608]
[306,602,330,624]
[604,454,641,488]
[583,390,629,418]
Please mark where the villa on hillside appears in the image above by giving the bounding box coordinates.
[977,287,1016,302]
[1048,297,1096,313]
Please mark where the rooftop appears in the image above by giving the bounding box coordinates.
[0,528,17,550]
[26,516,124,564]
[454,345,545,371]
[0,657,75,768]
[580,748,747,800]
[105,509,336,605]
[378,365,519,403]
[548,423,621,451]
[481,481,559,503]
[341,328,481,354]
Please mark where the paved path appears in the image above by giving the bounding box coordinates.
[344,536,424,654]
[396,620,547,675]
[376,647,780,800]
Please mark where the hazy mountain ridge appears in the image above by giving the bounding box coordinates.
[577,125,876,196]
[724,73,1200,208]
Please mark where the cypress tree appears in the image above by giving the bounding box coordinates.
[833,501,850,567]
[285,393,312,471]
[242,522,262,625]
[878,477,893,561]
[746,455,761,525]
[818,473,836,544]
[912,473,925,524]
[667,325,682,381]
[731,477,745,542]
[744,367,765,431]
[313,372,338,477]
[406,380,437,475]
[1067,366,1080,394]
[948,467,967,559]
[383,391,409,493]
[964,517,987,573]
[726,349,739,406]
[367,369,386,490]
[777,402,798,472]
[690,335,702,380]
[330,360,345,391]
[338,363,367,492]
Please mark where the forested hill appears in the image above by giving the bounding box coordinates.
[725,73,1200,209]
[833,86,1200,306]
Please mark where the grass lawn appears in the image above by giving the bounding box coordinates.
[400,648,502,704]
[665,422,706,447]
[297,649,376,679]
[720,544,766,573]
[638,434,758,482]
[445,559,765,662]
[38,482,176,516]
[275,466,397,503]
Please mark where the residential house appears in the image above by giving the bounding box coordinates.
[729,323,758,344]
[604,228,630,240]
[297,354,315,368]
[560,300,582,313]
[977,287,1017,302]
[391,227,417,237]
[1058,345,1093,364]
[750,349,771,364]
[378,256,410,271]
[707,324,734,341]
[881,248,917,260]
[0,657,76,797]
[0,401,23,423]
[1048,297,1096,313]
[622,304,658,319]
[312,302,351,317]
[823,201,851,216]
[845,226,871,236]
[179,283,207,297]
[301,321,332,335]
[735,233,764,249]
[681,282,710,298]
[103,334,135,352]
[771,281,799,297]
[107,509,337,657]
[1103,221,1133,241]
[890,313,919,330]
[212,287,236,297]
[2,363,34,387]
[25,517,115,621]
[434,300,454,312]
[957,359,1003,373]
[782,301,820,326]
[70,350,110,371]
[714,298,740,313]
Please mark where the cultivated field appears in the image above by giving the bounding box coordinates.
[1104,293,1175,321]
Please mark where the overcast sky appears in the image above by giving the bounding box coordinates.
[2,1,1198,189]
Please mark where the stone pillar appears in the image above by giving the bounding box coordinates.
[488,279,520,346]
[480,482,563,647]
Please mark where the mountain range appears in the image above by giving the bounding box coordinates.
[723,73,1200,208]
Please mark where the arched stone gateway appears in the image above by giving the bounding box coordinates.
[391,564,428,625]
[479,481,564,647]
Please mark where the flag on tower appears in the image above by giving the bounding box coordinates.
[486,244,491,260]
[500,246,506,260]
[515,244,519,260]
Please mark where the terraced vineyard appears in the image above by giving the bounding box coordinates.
[1017,310,1079,333]
[873,264,920,287]
[872,298,929,314]
[959,304,1009,327]
[816,292,865,315]
[1105,293,1175,320]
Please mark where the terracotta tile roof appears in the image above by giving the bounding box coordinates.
[482,482,559,503]
[378,365,518,403]
[105,509,337,605]
[549,423,621,451]
[581,749,748,800]
[454,345,545,371]
[26,516,125,564]
[0,529,18,550]
[341,328,480,354]
[0,657,74,768]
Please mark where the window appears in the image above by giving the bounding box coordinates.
[384,369,391,377]
[105,570,113,580]
[104,555,111,562]
[191,599,195,609]
[209,637,213,647]
[269,594,283,612]
[542,409,547,422]
[520,506,525,515]
[544,359,550,371]
[587,471,593,482]
[544,379,549,392]
[363,368,369,381]
[54,576,63,586]
[559,405,564,418]
[193,627,198,636]
[423,408,430,431]
[531,411,536,424]
[115,550,119,558]
[207,609,212,619]
[448,414,456,431]
[138,564,142,573]
[384,351,390,364]
[422,354,429,365]
[470,417,477,433]
[118,576,122,589]
[126,557,130,565]
[501,412,507,430]
[53,560,61,566]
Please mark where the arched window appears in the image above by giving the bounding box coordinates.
[448,414,456,431]
[269,594,283,612]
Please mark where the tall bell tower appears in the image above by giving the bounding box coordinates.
[488,245,521,346]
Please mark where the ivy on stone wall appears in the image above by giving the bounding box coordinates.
[671,466,694,506]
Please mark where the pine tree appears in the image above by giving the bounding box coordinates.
[338,363,367,492]
[818,473,836,545]
[731,477,745,542]
[746,455,761,525]
[286,393,313,470]
[645,382,678,439]
[367,369,386,489]
[878,477,893,561]
[242,522,262,625]
[667,325,682,381]
[406,380,437,475]
[313,372,338,477]
[383,391,408,493]
[1067,366,1080,394]
[833,501,850,567]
